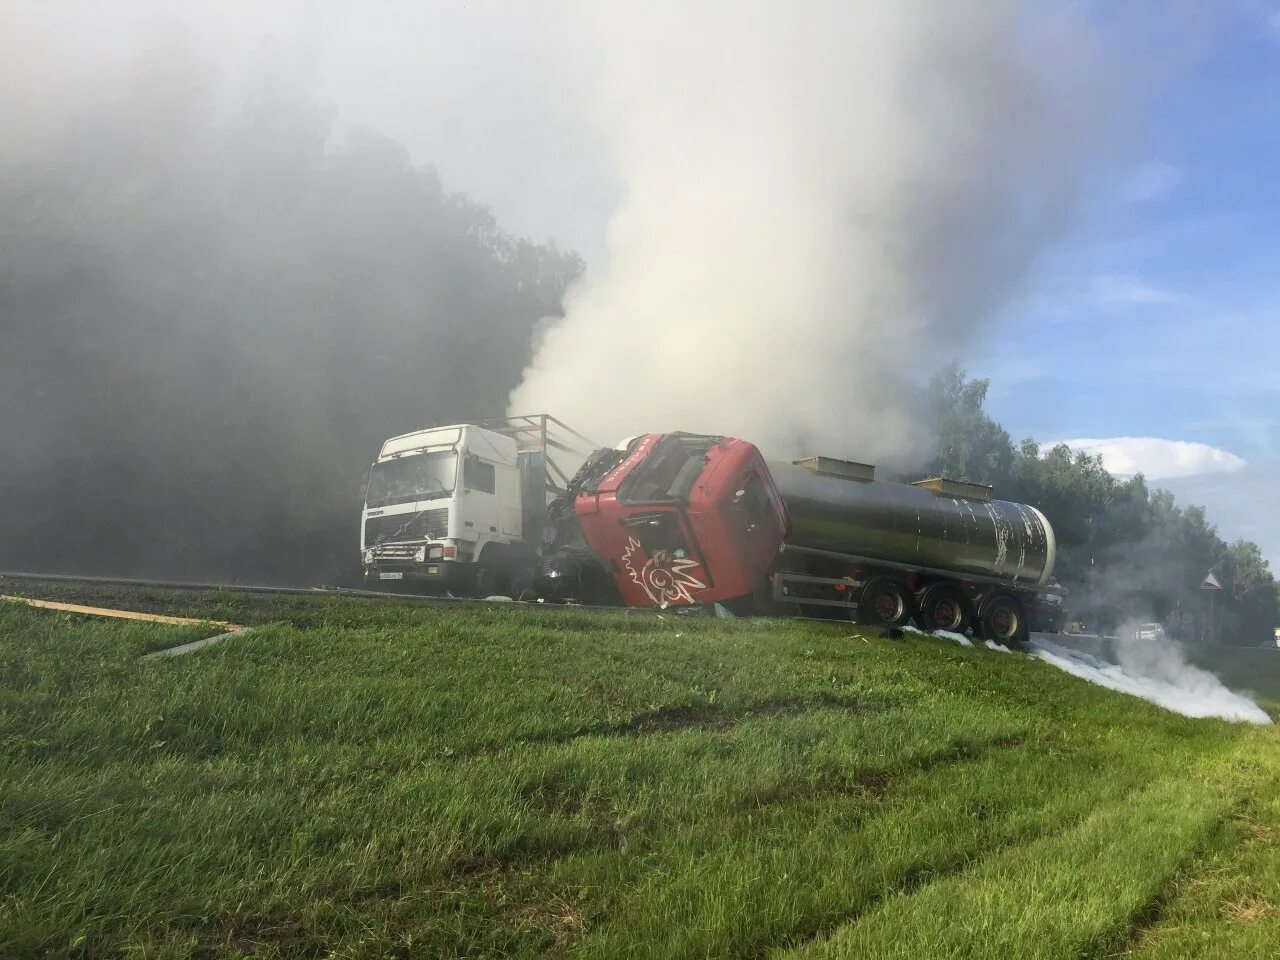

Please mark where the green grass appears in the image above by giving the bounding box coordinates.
[1119,775,1280,959]
[1,591,1277,959]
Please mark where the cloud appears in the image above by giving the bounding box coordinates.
[1162,460,1280,568]
[1088,274,1188,307]
[1118,160,1183,203]
[1058,437,1246,479]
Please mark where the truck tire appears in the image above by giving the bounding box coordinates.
[857,577,913,628]
[916,584,973,634]
[979,594,1029,648]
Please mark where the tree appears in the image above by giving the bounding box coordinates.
[925,364,1013,485]
[1217,540,1276,642]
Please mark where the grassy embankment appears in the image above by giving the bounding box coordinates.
[1,586,1277,959]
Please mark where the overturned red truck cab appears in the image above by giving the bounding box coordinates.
[571,433,785,608]
[540,432,1063,646]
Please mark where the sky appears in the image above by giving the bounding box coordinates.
[5,1,1278,566]
[970,6,1280,564]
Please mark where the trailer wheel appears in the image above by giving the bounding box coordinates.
[916,584,973,634]
[979,594,1028,648]
[857,578,913,628]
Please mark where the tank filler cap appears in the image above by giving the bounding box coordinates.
[911,477,994,502]
[793,456,875,482]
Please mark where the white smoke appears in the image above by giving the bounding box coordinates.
[509,1,1116,464]
[1029,632,1272,725]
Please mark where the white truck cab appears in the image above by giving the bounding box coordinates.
[360,416,592,595]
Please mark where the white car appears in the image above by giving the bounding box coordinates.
[1133,622,1166,642]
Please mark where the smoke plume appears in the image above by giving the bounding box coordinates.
[510,1,1115,463]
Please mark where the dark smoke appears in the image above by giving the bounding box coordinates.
[0,38,580,584]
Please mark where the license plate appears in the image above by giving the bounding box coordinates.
[378,572,403,581]
[426,565,439,575]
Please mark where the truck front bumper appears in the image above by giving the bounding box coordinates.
[363,558,471,593]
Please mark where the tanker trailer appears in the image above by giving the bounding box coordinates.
[766,458,1058,643]
[564,432,1061,645]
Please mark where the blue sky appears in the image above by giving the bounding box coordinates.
[972,6,1280,564]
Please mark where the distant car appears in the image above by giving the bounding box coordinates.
[1133,622,1166,642]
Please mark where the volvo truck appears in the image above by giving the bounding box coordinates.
[360,415,593,595]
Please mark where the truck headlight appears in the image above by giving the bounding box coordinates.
[413,546,428,563]
[362,549,374,564]
[428,546,443,560]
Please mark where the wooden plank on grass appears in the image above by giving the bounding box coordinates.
[0,594,240,629]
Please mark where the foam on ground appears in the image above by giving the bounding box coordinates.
[1029,634,1272,725]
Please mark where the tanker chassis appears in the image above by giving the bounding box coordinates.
[543,432,1063,646]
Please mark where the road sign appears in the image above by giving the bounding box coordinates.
[1201,570,1222,644]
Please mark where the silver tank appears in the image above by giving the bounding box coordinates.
[768,462,1057,586]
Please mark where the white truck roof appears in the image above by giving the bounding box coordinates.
[378,426,462,460]
[377,424,517,465]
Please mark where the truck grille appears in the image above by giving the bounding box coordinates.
[371,544,418,562]
[364,508,448,547]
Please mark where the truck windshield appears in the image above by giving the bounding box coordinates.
[621,434,719,503]
[366,452,457,507]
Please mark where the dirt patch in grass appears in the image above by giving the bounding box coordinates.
[405,859,592,954]
[611,695,860,736]
[738,772,888,810]
[471,693,864,759]
[181,908,328,960]
[1221,894,1278,923]
[1238,819,1273,845]
[498,894,587,950]
[744,733,1022,815]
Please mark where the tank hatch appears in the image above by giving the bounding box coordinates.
[912,477,994,502]
[793,456,875,482]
